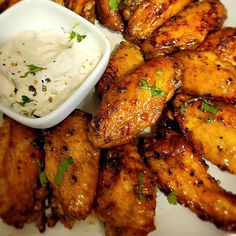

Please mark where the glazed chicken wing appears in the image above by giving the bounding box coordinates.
[98,41,144,98]
[96,143,156,236]
[54,0,96,23]
[44,110,100,228]
[142,0,227,59]
[174,94,236,174]
[0,116,46,231]
[89,56,182,148]
[174,51,236,101]
[197,27,236,66]
[142,131,236,232]
[125,0,193,43]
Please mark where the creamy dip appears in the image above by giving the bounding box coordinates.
[0,28,102,117]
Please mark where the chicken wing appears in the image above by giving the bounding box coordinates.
[173,94,236,174]
[98,41,144,98]
[96,0,124,32]
[0,116,47,231]
[96,143,156,236]
[142,0,227,59]
[197,27,236,66]
[89,56,182,148]
[174,51,236,101]
[54,0,96,23]
[142,131,236,232]
[125,0,193,44]
[44,110,100,228]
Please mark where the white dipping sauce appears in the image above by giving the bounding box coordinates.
[0,28,102,117]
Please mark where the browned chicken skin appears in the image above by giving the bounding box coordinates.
[125,0,193,43]
[98,41,144,98]
[198,27,236,66]
[142,0,227,59]
[44,110,100,228]
[174,50,236,101]
[174,94,236,174]
[96,143,156,236]
[89,56,182,148]
[0,116,47,232]
[142,131,236,232]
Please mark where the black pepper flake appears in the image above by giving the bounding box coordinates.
[45,78,51,83]
[28,85,37,96]
[2,63,5,66]
[48,97,53,103]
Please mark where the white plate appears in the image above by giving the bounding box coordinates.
[1,0,236,235]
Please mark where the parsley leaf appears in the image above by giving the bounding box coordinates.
[109,0,120,10]
[200,101,221,115]
[55,156,74,185]
[167,191,178,205]
[69,31,86,42]
[156,70,164,77]
[140,79,165,97]
[138,172,144,201]
[39,171,48,186]
[20,64,46,78]
[11,95,34,107]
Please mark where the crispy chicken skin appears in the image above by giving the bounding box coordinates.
[96,0,124,32]
[0,116,46,231]
[54,0,96,23]
[142,0,227,59]
[174,94,236,174]
[89,56,182,148]
[125,0,193,44]
[0,0,20,12]
[142,131,236,232]
[44,110,100,228]
[198,27,236,66]
[174,51,236,101]
[96,143,156,236]
[98,41,144,98]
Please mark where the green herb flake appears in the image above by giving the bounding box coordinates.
[55,156,74,185]
[69,31,86,43]
[109,0,120,10]
[200,101,221,115]
[138,172,144,201]
[139,80,165,97]
[20,64,46,78]
[167,191,178,205]
[39,171,48,186]
[156,70,164,77]
[11,95,34,107]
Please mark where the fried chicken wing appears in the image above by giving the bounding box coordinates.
[125,0,193,44]
[96,143,156,236]
[173,94,236,174]
[89,56,182,148]
[142,131,236,232]
[198,27,236,66]
[142,0,227,59]
[44,110,100,228]
[98,41,144,98]
[174,51,236,101]
[96,0,124,32]
[0,116,46,231]
[54,0,95,23]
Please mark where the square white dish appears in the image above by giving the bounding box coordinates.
[0,0,110,129]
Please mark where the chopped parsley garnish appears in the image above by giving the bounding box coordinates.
[20,64,46,78]
[10,95,34,107]
[39,171,48,186]
[138,171,144,201]
[55,156,74,185]
[69,31,86,42]
[156,70,164,77]
[109,0,120,10]
[167,191,178,205]
[200,101,221,115]
[140,79,165,97]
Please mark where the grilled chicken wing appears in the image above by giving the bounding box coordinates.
[142,131,236,232]
[174,51,236,101]
[98,41,144,98]
[54,0,95,23]
[44,110,100,228]
[142,0,227,59]
[125,0,193,44]
[89,56,182,148]
[198,27,236,66]
[174,94,236,174]
[96,0,124,32]
[0,116,46,231]
[0,0,20,12]
[96,143,156,236]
